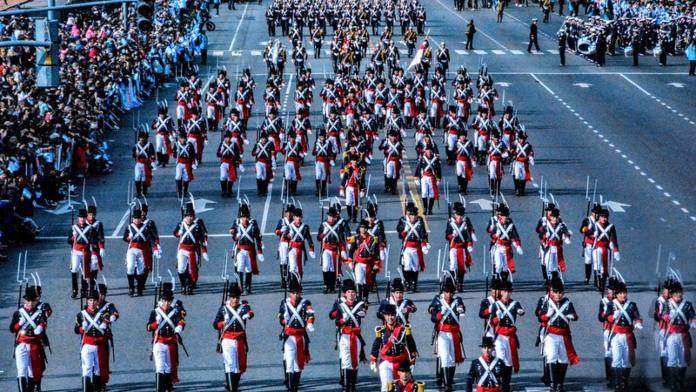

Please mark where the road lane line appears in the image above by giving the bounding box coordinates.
[228,3,250,52]
[260,184,274,235]
[111,209,130,237]
[619,73,695,128]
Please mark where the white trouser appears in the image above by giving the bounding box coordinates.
[544,333,569,364]
[339,333,362,370]
[327,136,339,154]
[592,247,612,275]
[278,242,289,266]
[315,161,327,181]
[419,176,436,198]
[134,162,146,181]
[384,160,397,178]
[283,336,304,372]
[321,250,337,273]
[446,134,457,152]
[542,246,560,273]
[404,101,413,118]
[187,137,199,155]
[429,102,439,118]
[177,249,193,274]
[610,334,633,368]
[345,186,357,207]
[354,262,367,285]
[378,359,396,392]
[175,163,190,181]
[456,102,466,118]
[284,162,297,181]
[449,248,465,273]
[155,134,168,154]
[656,330,667,358]
[437,331,457,368]
[364,90,374,105]
[401,247,420,272]
[583,245,593,265]
[14,343,35,378]
[475,134,487,152]
[153,342,172,374]
[415,132,424,148]
[455,160,469,177]
[604,330,612,357]
[288,247,302,274]
[512,161,526,180]
[236,249,253,273]
[495,334,514,367]
[255,162,268,180]
[81,343,101,377]
[222,338,242,373]
[176,105,185,120]
[487,159,500,180]
[206,105,216,120]
[374,103,384,118]
[126,248,146,275]
[220,162,235,182]
[492,246,510,274]
[71,249,87,274]
[666,333,689,368]
[345,113,354,128]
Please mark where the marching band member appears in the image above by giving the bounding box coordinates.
[213,284,254,392]
[278,274,315,392]
[397,203,429,293]
[133,130,156,198]
[147,288,187,391]
[230,204,263,294]
[429,278,466,392]
[329,279,368,392]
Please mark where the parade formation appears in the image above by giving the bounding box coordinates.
[3,0,696,391]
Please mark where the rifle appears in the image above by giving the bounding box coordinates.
[177,334,190,357]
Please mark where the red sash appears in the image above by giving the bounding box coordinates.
[547,240,566,272]
[424,172,439,200]
[177,158,194,181]
[137,157,153,186]
[548,326,580,365]
[157,336,179,384]
[130,242,153,271]
[286,327,310,369]
[74,244,92,280]
[289,241,305,276]
[223,331,248,373]
[238,244,259,275]
[341,326,362,369]
[476,387,502,392]
[668,325,692,365]
[496,326,520,372]
[451,243,467,273]
[222,158,238,182]
[179,244,199,282]
[323,243,341,275]
[439,323,464,364]
[404,241,425,272]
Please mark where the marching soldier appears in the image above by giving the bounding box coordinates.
[397,203,429,292]
[654,278,671,385]
[133,130,156,198]
[174,82,191,128]
[205,84,225,133]
[490,280,525,392]
[282,208,315,278]
[538,278,580,392]
[86,204,105,284]
[377,278,418,325]
[213,284,254,392]
[592,207,620,293]
[234,82,254,127]
[599,277,617,387]
[443,106,465,165]
[364,200,388,273]
[603,280,643,391]
[74,289,112,392]
[329,279,368,392]
[405,27,417,57]
[147,288,187,391]
[661,280,695,392]
[480,278,502,338]
[579,203,601,285]
[185,108,208,163]
[251,131,276,196]
[371,304,418,392]
[340,156,366,223]
[318,207,347,294]
[173,203,209,295]
[275,204,295,288]
[311,25,324,59]
[429,278,466,391]
[223,109,248,151]
[436,43,450,76]
[69,208,96,299]
[388,360,423,391]
[487,204,522,282]
[281,131,304,196]
[415,145,441,215]
[347,222,381,303]
[510,131,534,196]
[230,204,264,294]
[174,131,197,198]
[313,129,336,197]
[534,281,552,385]
[123,208,156,296]
[96,281,118,390]
[487,131,508,197]
[278,274,316,392]
[379,129,404,195]
[10,286,48,392]
[217,131,244,198]
[465,337,505,392]
[454,132,476,194]
[446,202,475,292]
[539,208,572,282]
[152,106,175,167]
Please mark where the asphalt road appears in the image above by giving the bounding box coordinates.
[1,2,695,391]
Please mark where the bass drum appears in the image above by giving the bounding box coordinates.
[577,36,596,55]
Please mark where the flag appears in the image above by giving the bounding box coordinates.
[408,41,427,70]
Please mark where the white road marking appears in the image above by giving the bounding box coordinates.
[211,50,225,57]
[491,49,506,55]
[510,49,524,55]
[228,2,250,52]
[433,0,510,50]
[473,49,487,55]
[250,50,262,56]
[111,209,130,237]
[260,184,274,235]
[454,49,468,55]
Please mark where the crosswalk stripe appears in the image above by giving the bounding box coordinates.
[473,49,487,55]
[211,50,225,57]
[399,49,407,55]
[454,49,468,55]
[492,49,506,55]
[250,50,262,56]
[532,50,545,55]
[230,50,242,57]
[510,49,524,55]
[547,49,559,54]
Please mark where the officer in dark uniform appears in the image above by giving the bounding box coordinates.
[528,19,540,52]
[558,29,567,66]
[465,336,505,392]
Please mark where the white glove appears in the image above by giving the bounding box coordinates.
[100,322,108,330]
[545,308,554,317]
[414,178,420,187]
[154,248,162,259]
[529,157,535,166]
[151,162,157,171]
[99,248,105,258]
[239,164,245,173]
[309,251,316,259]
[422,245,429,255]
[203,252,209,262]
[370,362,378,373]
[567,314,576,321]
[563,237,571,245]
[357,311,366,317]
[634,322,643,330]
[467,246,474,253]
[110,315,117,323]
[174,325,183,334]
[341,251,348,259]
[340,189,345,197]
[34,325,44,335]
[156,314,163,323]
[515,245,524,255]
[472,160,477,167]
[258,254,265,262]
[365,157,372,164]
[330,160,335,167]
[242,313,250,320]
[613,252,620,261]
[456,306,465,314]
[244,139,249,145]
[192,163,198,170]
[306,323,315,333]
[204,139,209,146]
[360,191,365,198]
[471,233,478,242]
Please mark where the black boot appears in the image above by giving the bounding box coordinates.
[541,361,550,386]
[459,177,468,194]
[175,180,182,198]
[227,181,234,197]
[428,198,435,215]
[81,278,88,298]
[315,180,321,196]
[660,357,668,385]
[293,372,301,392]
[27,377,37,392]
[182,181,189,196]
[541,264,548,282]
[501,365,512,392]
[489,179,496,197]
[321,181,328,197]
[413,272,419,292]
[18,377,28,392]
[391,178,398,195]
[281,265,288,289]
[225,372,233,392]
[245,272,252,294]
[238,272,245,292]
[178,273,188,295]
[605,357,614,387]
[584,263,592,285]
[127,274,136,296]
[290,181,297,196]
[136,274,146,296]
[384,175,390,192]
[550,363,560,391]
[520,180,527,195]
[221,181,228,197]
[135,181,143,198]
[556,363,568,392]
[445,366,456,391]
[72,273,79,298]
[156,373,165,392]
[322,272,330,294]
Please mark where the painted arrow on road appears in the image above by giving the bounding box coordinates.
[194,198,217,214]
[469,198,495,211]
[573,83,592,88]
[45,200,82,215]
[604,200,631,213]
[667,82,684,88]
